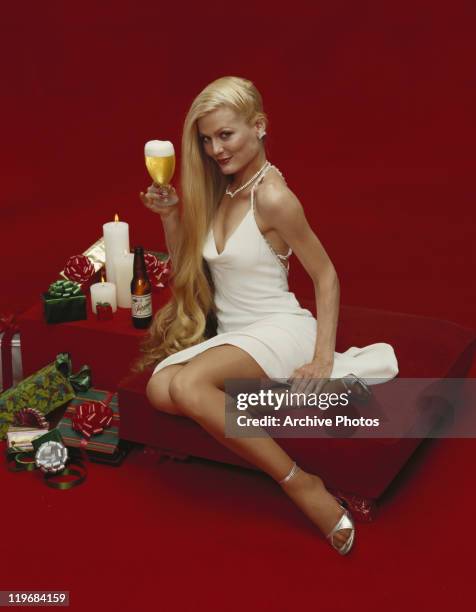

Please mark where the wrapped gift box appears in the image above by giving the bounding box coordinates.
[6,425,49,451]
[57,388,119,454]
[42,292,87,324]
[0,353,89,440]
[0,328,23,392]
[60,237,106,291]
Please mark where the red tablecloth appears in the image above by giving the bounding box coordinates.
[19,288,171,390]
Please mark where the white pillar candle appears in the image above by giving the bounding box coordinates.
[114,252,134,308]
[103,216,130,285]
[90,281,117,314]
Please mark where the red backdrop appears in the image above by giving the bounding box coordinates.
[1,4,476,610]
[1,0,475,329]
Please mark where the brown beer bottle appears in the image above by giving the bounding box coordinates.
[131,246,152,329]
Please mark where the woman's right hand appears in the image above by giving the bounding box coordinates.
[140,183,179,218]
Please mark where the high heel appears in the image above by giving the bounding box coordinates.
[278,462,356,555]
[342,374,372,403]
[322,373,372,403]
[326,501,355,555]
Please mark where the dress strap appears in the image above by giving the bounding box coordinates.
[250,162,273,210]
[250,164,292,275]
[250,163,286,211]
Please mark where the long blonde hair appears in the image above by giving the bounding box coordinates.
[134,76,268,372]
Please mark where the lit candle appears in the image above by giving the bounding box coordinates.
[90,278,117,314]
[114,251,134,308]
[102,214,130,285]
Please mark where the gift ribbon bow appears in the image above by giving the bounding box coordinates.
[0,313,20,391]
[48,279,83,299]
[55,352,92,393]
[6,446,87,489]
[144,253,171,288]
[64,254,95,284]
[15,407,49,429]
[71,392,114,447]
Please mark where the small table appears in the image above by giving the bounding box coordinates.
[19,288,171,390]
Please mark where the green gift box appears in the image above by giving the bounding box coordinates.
[42,279,87,324]
[0,353,91,440]
[31,428,65,453]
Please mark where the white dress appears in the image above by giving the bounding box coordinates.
[152,164,398,383]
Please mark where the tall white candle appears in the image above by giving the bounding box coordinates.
[103,216,130,285]
[90,281,117,314]
[114,252,134,308]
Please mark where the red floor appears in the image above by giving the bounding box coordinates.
[1,435,475,611]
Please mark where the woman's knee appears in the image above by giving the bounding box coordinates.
[168,369,207,417]
[146,369,183,415]
[146,373,167,408]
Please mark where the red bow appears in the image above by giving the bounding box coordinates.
[71,400,113,446]
[1,313,20,391]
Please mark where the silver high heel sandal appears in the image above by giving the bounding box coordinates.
[326,502,355,555]
[279,462,356,556]
[320,374,372,403]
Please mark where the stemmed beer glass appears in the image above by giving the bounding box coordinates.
[144,140,176,203]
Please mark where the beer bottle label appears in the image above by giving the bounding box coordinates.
[131,294,152,318]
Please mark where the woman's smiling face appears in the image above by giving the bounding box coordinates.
[197,106,263,174]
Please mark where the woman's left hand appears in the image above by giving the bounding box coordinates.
[288,360,334,395]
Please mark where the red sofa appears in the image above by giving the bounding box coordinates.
[118,299,476,520]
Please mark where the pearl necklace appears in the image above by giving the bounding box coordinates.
[225,161,271,198]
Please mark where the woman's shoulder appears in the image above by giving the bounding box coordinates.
[255,166,301,217]
[263,164,287,190]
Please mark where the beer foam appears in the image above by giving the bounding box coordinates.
[144,140,175,157]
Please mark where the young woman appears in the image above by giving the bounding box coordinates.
[138,76,399,555]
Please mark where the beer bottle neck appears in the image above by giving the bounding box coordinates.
[133,248,149,279]
[133,258,147,278]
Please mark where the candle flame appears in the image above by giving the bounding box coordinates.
[114,214,119,222]
[101,273,105,284]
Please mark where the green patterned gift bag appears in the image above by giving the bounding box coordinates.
[0,353,91,440]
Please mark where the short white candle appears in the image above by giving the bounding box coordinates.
[90,281,117,314]
[103,216,130,285]
[114,252,134,308]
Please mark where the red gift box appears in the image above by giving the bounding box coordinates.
[96,303,113,321]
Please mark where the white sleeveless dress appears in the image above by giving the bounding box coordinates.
[152,164,398,383]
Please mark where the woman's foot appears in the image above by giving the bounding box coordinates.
[280,467,353,552]
[322,374,372,403]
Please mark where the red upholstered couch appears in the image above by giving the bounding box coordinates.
[118,299,476,520]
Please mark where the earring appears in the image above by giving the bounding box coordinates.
[259,131,266,140]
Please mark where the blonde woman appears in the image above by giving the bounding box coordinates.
[138,76,399,555]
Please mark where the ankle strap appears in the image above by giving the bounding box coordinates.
[278,461,299,485]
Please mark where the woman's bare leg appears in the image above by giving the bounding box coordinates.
[148,345,351,549]
[146,364,187,415]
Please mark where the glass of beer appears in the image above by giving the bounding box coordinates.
[144,140,176,186]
